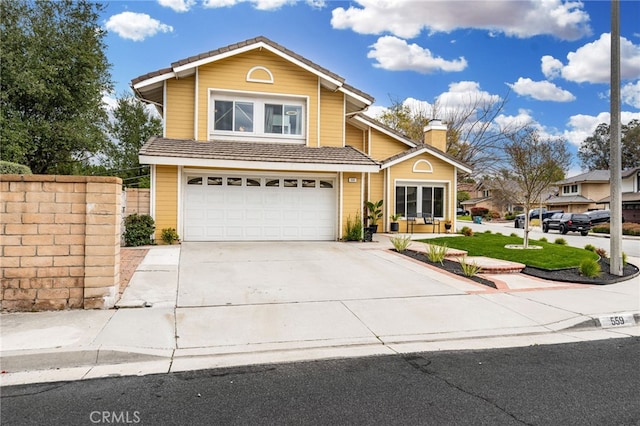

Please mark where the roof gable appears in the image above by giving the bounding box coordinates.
[132,36,373,110]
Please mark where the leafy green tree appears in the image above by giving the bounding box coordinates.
[578,120,640,171]
[104,95,162,187]
[496,128,571,248]
[0,0,112,174]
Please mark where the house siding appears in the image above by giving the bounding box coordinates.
[319,87,344,147]
[581,182,610,204]
[165,76,195,139]
[370,129,409,160]
[345,123,366,153]
[194,50,319,145]
[341,173,363,238]
[154,165,178,240]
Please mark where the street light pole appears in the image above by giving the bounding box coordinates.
[610,0,623,276]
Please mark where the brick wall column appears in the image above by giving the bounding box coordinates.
[83,179,121,309]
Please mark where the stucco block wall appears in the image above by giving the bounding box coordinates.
[1,175,121,311]
[124,188,150,216]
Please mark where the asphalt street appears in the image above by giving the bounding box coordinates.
[2,338,639,425]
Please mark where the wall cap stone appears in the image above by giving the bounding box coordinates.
[1,174,122,185]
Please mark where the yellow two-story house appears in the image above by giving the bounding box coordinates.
[132,37,471,241]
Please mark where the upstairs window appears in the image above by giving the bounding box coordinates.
[210,91,305,142]
[562,184,578,195]
[214,101,254,132]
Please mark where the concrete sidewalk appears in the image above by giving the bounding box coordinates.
[2,238,639,386]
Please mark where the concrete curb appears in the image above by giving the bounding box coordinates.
[3,313,638,379]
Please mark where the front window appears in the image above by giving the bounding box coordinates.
[211,91,305,142]
[396,184,445,218]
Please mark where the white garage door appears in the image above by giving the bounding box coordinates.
[183,174,337,241]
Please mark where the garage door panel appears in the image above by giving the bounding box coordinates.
[184,174,336,241]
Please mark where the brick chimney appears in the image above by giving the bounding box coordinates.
[423,119,447,152]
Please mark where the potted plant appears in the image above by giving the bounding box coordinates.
[444,220,452,233]
[365,199,383,233]
[390,213,402,232]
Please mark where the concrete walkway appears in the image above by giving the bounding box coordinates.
[1,237,639,386]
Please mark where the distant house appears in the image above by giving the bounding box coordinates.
[546,168,640,223]
[459,180,522,215]
[132,36,471,241]
[595,167,640,223]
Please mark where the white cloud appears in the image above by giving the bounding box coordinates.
[157,0,196,12]
[202,0,322,10]
[621,80,640,108]
[547,33,640,84]
[435,81,501,111]
[494,109,536,130]
[105,12,173,42]
[562,111,640,146]
[331,0,591,40]
[367,36,467,74]
[508,77,575,102]
[541,55,563,79]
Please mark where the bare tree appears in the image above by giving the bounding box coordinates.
[496,128,570,248]
[376,90,529,177]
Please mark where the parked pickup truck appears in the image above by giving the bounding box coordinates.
[514,209,563,228]
[542,213,592,236]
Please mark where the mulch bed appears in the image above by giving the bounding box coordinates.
[398,249,498,289]
[522,258,639,285]
[397,249,639,287]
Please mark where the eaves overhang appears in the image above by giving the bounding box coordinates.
[139,155,380,173]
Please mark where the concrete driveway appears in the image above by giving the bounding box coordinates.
[177,241,473,307]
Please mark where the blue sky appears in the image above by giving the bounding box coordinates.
[100,0,640,175]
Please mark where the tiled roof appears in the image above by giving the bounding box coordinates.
[556,170,610,184]
[139,137,379,166]
[597,192,640,203]
[380,142,471,171]
[546,195,594,204]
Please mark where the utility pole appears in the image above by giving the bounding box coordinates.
[610,0,623,276]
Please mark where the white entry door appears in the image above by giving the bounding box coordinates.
[183,174,337,241]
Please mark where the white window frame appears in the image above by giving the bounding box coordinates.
[562,184,579,195]
[394,180,448,219]
[209,89,307,144]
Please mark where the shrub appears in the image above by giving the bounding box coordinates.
[460,226,474,237]
[484,230,492,234]
[554,238,567,245]
[459,256,482,277]
[489,210,501,219]
[0,161,32,174]
[595,247,608,258]
[510,232,518,237]
[539,237,547,242]
[623,252,628,266]
[592,223,640,236]
[124,214,155,247]
[344,213,363,241]
[425,243,447,264]
[161,227,180,245]
[390,235,412,252]
[504,212,516,220]
[584,244,596,252]
[530,219,540,227]
[470,207,489,217]
[579,258,601,278]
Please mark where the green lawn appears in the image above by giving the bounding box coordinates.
[418,232,598,269]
